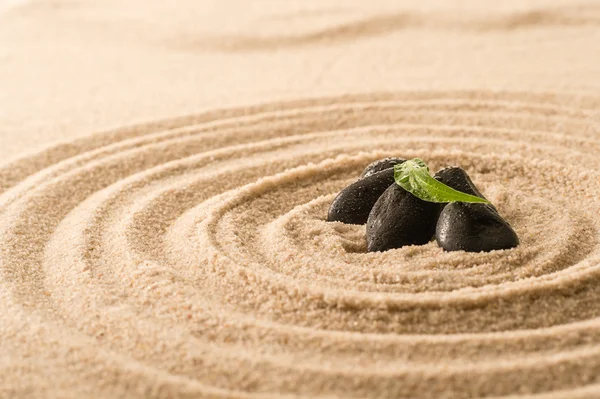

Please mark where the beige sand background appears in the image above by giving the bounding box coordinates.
[1,0,600,159]
[2,0,600,398]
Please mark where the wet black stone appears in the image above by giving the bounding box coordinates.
[327,168,396,225]
[366,183,443,252]
[435,202,519,252]
[434,166,497,212]
[434,167,518,252]
[362,158,406,178]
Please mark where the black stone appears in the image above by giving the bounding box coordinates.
[327,168,396,225]
[366,183,443,252]
[434,166,496,212]
[362,157,406,178]
[435,202,519,252]
[434,167,518,252]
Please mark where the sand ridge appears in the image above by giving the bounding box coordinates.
[1,91,600,398]
[200,3,600,52]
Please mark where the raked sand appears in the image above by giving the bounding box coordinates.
[2,1,600,398]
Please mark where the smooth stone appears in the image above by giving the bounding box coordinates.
[327,168,396,225]
[435,202,519,252]
[366,183,443,252]
[362,157,406,178]
[434,166,497,212]
[434,167,518,252]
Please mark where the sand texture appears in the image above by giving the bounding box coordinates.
[2,1,600,399]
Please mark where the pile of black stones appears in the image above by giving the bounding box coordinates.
[327,158,519,253]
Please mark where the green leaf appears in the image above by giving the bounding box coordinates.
[394,159,491,204]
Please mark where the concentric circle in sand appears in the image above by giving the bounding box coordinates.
[2,91,600,398]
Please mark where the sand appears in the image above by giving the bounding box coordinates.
[1,1,600,399]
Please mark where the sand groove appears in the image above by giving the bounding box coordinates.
[201,4,600,51]
[2,91,600,398]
